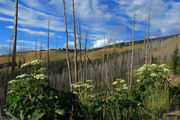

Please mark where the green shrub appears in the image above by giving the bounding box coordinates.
[4,60,82,120]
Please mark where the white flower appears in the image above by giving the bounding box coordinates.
[34,74,46,79]
[151,64,157,68]
[163,68,169,72]
[8,80,18,84]
[113,81,118,85]
[123,86,128,90]
[123,84,127,87]
[120,79,125,83]
[86,80,93,84]
[150,73,157,77]
[159,64,166,68]
[136,80,141,83]
[16,74,28,79]
[21,59,42,68]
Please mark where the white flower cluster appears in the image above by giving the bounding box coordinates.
[113,78,128,91]
[34,74,46,80]
[21,59,42,68]
[16,74,28,79]
[8,80,18,84]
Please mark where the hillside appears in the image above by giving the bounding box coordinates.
[0,34,179,69]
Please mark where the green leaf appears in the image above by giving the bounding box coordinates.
[55,109,65,115]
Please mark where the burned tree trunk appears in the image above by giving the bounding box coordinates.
[62,0,72,90]
[72,0,78,83]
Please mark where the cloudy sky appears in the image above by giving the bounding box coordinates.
[0,0,180,55]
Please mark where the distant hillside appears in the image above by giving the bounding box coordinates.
[0,34,179,69]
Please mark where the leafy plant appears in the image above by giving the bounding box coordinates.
[4,60,81,120]
[171,46,180,75]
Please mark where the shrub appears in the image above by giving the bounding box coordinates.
[4,60,81,120]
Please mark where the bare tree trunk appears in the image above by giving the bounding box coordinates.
[39,42,43,60]
[47,17,50,70]
[112,38,116,82]
[84,31,88,82]
[63,0,72,90]
[72,0,78,83]
[147,4,151,64]
[55,37,58,62]
[77,22,82,81]
[11,0,19,77]
[102,35,105,83]
[145,1,151,64]
[1,0,19,116]
[35,38,38,59]
[129,14,136,91]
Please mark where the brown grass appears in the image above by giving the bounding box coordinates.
[84,44,144,61]
[152,39,180,57]
[0,50,73,65]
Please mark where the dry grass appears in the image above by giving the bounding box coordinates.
[152,39,180,58]
[171,75,180,87]
[84,44,144,61]
[0,50,73,65]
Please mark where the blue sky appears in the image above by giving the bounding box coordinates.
[0,0,180,55]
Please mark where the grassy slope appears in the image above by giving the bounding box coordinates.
[0,50,73,65]
[0,37,179,65]
[152,38,180,57]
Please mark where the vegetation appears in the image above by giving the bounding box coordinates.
[0,0,180,119]
[171,46,180,75]
[0,60,179,120]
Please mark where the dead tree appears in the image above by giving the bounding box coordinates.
[62,0,72,90]
[84,31,88,82]
[0,0,19,116]
[55,37,58,62]
[77,22,82,81]
[11,0,19,76]
[47,16,50,70]
[129,13,136,90]
[39,42,43,60]
[72,0,78,83]
[145,1,152,64]
[35,38,38,59]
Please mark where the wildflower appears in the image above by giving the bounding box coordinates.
[138,66,146,72]
[7,91,14,94]
[8,80,18,84]
[38,68,47,73]
[21,59,42,68]
[136,79,141,83]
[123,86,128,90]
[86,80,93,84]
[16,74,28,79]
[120,79,125,83]
[159,64,166,68]
[113,81,118,85]
[34,74,46,80]
[151,64,157,68]
[163,68,169,72]
[150,73,157,77]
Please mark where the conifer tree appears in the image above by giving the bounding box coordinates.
[172,46,179,75]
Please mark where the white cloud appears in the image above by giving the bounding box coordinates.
[6,40,45,48]
[6,26,55,37]
[0,17,13,22]
[0,0,65,32]
[63,41,74,49]
[0,44,33,55]
[92,37,122,48]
